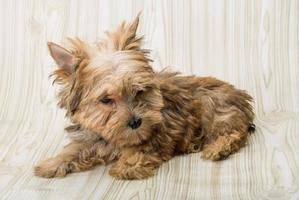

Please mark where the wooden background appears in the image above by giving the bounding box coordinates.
[1,0,299,199]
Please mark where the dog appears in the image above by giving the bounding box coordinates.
[34,14,255,180]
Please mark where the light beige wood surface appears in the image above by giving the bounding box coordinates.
[1,0,299,199]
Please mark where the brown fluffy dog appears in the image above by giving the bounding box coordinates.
[34,15,255,180]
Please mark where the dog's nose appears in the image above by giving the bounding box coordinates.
[128,117,142,129]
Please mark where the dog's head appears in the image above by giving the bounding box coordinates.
[48,15,164,147]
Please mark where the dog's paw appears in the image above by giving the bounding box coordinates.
[34,158,70,178]
[109,163,156,180]
[201,146,230,161]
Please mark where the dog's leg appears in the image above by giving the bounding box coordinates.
[201,130,247,161]
[34,141,117,178]
[109,149,162,180]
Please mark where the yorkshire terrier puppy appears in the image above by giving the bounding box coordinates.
[34,15,255,180]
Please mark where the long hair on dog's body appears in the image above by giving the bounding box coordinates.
[34,15,254,179]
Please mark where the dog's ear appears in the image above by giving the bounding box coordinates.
[48,42,77,74]
[105,12,143,51]
[128,12,141,36]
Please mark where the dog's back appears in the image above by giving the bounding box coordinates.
[157,71,254,160]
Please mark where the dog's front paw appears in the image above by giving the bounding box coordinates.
[34,158,70,178]
[109,162,156,180]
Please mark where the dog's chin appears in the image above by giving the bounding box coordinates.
[99,122,160,148]
[109,130,149,148]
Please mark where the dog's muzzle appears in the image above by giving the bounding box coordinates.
[128,116,142,129]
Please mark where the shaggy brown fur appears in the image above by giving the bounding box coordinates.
[34,15,255,180]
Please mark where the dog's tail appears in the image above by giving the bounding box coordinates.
[248,123,256,133]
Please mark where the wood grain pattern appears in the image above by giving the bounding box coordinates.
[0,0,299,199]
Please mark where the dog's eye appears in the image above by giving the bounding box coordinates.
[136,90,144,96]
[100,98,113,105]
